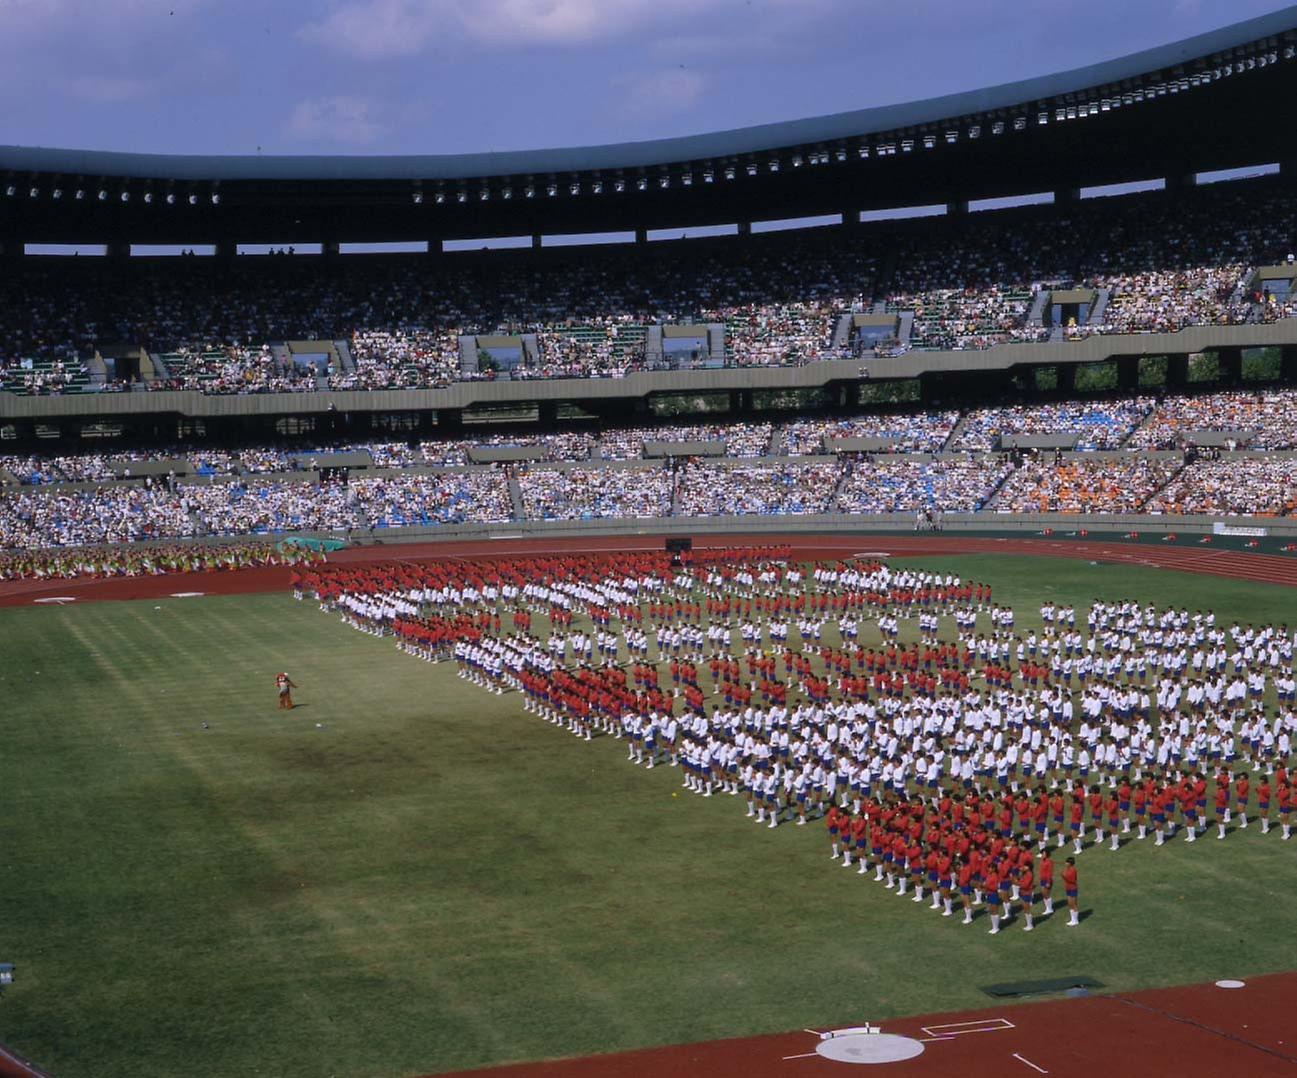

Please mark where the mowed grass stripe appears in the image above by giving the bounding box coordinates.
[0,562,1292,1077]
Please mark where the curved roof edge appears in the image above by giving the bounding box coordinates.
[3,5,1296,182]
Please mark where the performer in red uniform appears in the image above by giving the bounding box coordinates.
[1062,857,1080,927]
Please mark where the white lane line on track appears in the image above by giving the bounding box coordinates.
[1013,1051,1049,1074]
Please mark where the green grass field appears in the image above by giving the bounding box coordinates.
[3,554,1297,1078]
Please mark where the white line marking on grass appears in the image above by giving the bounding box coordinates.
[1013,1052,1049,1074]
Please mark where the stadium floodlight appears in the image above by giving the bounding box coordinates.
[922,135,935,149]
[590,180,602,194]
[2,185,13,198]
[0,965,14,987]
[120,190,130,202]
[681,172,692,186]
[165,192,175,204]
[767,159,779,172]
[702,170,714,183]
[502,186,513,199]
[1059,108,1070,121]
[836,148,847,162]
[434,191,446,204]
[966,126,979,139]
[143,191,153,203]
[211,193,220,204]
[568,182,579,195]
[523,185,534,198]
[658,175,670,188]
[1285,45,1295,59]
[636,177,648,191]
[455,189,467,203]
[1037,112,1048,125]
[613,178,626,192]
[901,140,914,153]
[75,188,85,200]
[52,188,62,200]
[188,193,198,205]
[746,162,758,176]
[479,187,490,200]
[857,145,869,158]
[98,189,108,200]
[412,191,423,204]
[791,154,803,168]
[724,165,736,179]
[30,187,40,199]
[545,183,557,197]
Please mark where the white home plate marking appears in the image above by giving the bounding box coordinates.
[1215,979,1246,989]
[170,592,205,598]
[815,1033,924,1064]
[33,597,77,604]
[1013,1052,1049,1074]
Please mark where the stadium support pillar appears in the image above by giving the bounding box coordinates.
[1055,187,1081,206]
[947,199,968,217]
[1057,363,1076,394]
[1282,344,1297,383]
[1117,355,1139,392]
[841,210,858,228]
[438,408,464,435]
[323,240,340,260]
[215,239,235,262]
[106,240,128,261]
[729,389,753,415]
[531,234,543,250]
[1167,353,1189,388]
[538,400,558,426]
[1217,346,1243,387]
[737,222,751,237]
[635,228,648,245]
[1165,170,1197,197]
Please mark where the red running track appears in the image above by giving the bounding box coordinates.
[3,533,1296,607]
[427,972,1297,1078]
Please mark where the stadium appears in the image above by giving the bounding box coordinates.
[4,5,1297,1077]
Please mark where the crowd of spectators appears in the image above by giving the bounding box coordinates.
[954,398,1155,451]
[1146,456,1297,516]
[519,466,673,520]
[836,457,1013,514]
[7,179,1297,394]
[0,479,198,548]
[675,461,838,516]
[1130,388,1297,449]
[783,410,959,454]
[352,472,512,527]
[599,423,772,460]
[991,456,1181,513]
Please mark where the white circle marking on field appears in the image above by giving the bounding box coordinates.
[816,1032,925,1064]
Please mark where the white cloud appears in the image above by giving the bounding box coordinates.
[299,0,724,58]
[64,73,158,103]
[286,96,386,145]
[615,68,705,119]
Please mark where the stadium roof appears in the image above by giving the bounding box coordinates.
[3,8,1297,245]
[4,6,1297,181]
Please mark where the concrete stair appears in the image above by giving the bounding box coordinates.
[508,477,526,521]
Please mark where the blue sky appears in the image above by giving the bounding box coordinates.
[2,0,1291,157]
